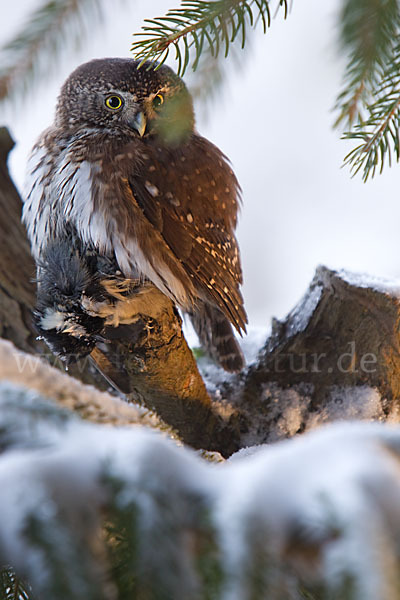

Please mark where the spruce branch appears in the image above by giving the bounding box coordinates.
[334,0,400,129]
[131,0,289,76]
[0,568,31,600]
[342,41,400,181]
[0,0,116,103]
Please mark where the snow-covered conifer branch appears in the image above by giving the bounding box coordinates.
[1,385,400,599]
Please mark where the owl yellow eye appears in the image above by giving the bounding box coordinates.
[152,93,164,109]
[105,95,123,110]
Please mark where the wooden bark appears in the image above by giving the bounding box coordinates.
[90,296,240,455]
[0,128,38,353]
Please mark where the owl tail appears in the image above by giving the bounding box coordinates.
[189,302,245,373]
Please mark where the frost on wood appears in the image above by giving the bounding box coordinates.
[2,385,400,600]
[0,338,171,431]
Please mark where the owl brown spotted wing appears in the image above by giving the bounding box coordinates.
[23,57,247,371]
[127,134,247,333]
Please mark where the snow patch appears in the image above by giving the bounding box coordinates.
[240,326,270,364]
[307,385,384,428]
[217,421,400,600]
[237,382,384,448]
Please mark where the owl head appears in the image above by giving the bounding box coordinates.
[55,58,195,143]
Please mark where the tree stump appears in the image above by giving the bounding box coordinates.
[230,266,400,445]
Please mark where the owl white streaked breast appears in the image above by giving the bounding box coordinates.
[22,57,247,372]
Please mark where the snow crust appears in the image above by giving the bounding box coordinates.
[338,268,400,296]
[1,383,400,599]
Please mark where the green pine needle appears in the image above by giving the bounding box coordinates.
[342,37,400,181]
[131,0,289,76]
[334,0,400,129]
[335,0,400,180]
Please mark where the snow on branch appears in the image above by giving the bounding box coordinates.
[1,384,400,599]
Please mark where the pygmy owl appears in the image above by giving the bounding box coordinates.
[23,58,247,372]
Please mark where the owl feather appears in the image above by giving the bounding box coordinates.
[23,58,248,372]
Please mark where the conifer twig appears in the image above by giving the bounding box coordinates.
[342,41,400,181]
[335,0,400,180]
[131,0,288,76]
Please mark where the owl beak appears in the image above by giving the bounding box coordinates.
[130,111,147,137]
